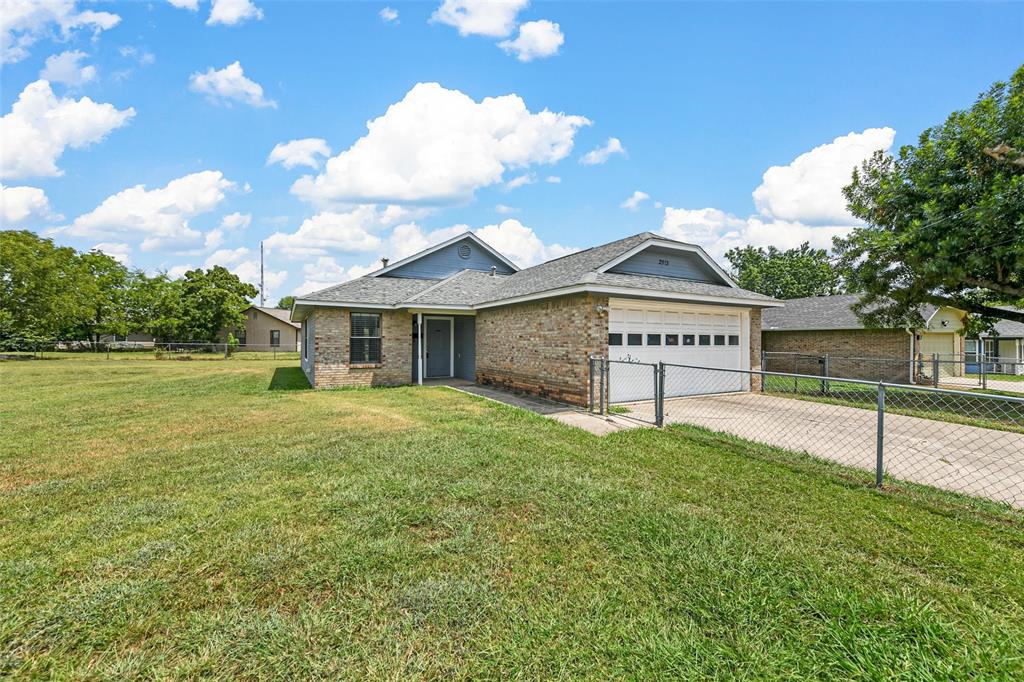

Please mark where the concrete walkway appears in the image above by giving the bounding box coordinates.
[623,392,1024,508]
[441,382,639,436]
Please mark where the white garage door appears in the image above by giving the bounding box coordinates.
[608,299,749,401]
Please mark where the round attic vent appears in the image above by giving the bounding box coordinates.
[458,244,472,259]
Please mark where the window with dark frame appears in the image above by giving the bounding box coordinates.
[236,330,246,346]
[647,333,661,346]
[627,333,642,346]
[682,334,695,346]
[270,330,280,347]
[714,334,725,346]
[698,334,711,346]
[608,333,623,346]
[350,312,382,363]
[665,334,679,346]
[728,335,739,346]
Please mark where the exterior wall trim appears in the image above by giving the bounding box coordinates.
[594,238,739,288]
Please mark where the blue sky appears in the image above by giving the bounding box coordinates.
[2,0,1021,302]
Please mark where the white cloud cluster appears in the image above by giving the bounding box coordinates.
[379,7,399,23]
[91,241,131,265]
[1,183,59,224]
[431,0,563,61]
[291,82,589,205]
[267,138,331,169]
[475,218,575,267]
[167,0,199,9]
[580,137,625,165]
[189,61,276,108]
[620,190,649,211]
[1,0,120,64]
[498,19,563,62]
[431,0,528,37]
[0,80,135,179]
[200,245,287,298]
[297,255,348,294]
[264,205,404,258]
[40,50,96,86]
[60,170,237,251]
[207,0,263,26]
[659,128,896,258]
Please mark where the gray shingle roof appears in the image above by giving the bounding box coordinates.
[990,307,1024,338]
[296,231,778,310]
[254,306,300,328]
[760,294,931,331]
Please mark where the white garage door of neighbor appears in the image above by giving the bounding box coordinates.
[608,300,748,402]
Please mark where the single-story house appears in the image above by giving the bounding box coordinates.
[967,312,1024,375]
[221,305,301,351]
[290,231,781,405]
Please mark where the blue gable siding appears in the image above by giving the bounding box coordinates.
[385,237,515,279]
[608,246,727,284]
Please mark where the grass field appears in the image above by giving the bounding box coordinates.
[2,357,1024,679]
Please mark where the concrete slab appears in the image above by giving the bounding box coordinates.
[444,383,641,436]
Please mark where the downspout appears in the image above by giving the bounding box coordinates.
[417,312,424,385]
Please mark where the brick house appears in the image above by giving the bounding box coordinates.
[291,232,780,405]
[761,294,968,382]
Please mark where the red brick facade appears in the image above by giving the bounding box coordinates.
[475,293,609,406]
[305,307,412,388]
[762,328,913,382]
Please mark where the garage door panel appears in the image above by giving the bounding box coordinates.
[608,299,747,402]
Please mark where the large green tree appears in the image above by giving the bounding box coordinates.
[276,295,295,309]
[0,231,93,340]
[173,266,258,342]
[725,242,844,299]
[836,65,1024,329]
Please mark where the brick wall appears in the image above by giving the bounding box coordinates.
[310,307,412,388]
[476,293,608,406]
[763,328,913,382]
[749,309,763,391]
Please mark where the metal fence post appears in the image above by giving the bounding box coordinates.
[655,362,665,427]
[822,353,830,395]
[588,356,596,412]
[981,354,988,390]
[599,358,606,416]
[932,353,939,387]
[875,382,886,488]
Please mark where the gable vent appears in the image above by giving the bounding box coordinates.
[457,244,472,260]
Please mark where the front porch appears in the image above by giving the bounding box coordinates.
[412,313,476,384]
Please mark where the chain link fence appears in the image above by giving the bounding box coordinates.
[763,350,1024,393]
[0,340,299,361]
[589,356,1024,508]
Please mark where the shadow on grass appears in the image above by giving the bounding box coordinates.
[269,366,311,391]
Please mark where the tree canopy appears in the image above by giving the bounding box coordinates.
[0,231,259,343]
[836,65,1024,329]
[725,242,844,299]
[276,296,295,310]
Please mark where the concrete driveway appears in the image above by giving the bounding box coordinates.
[623,392,1024,508]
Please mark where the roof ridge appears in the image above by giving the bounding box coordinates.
[402,269,472,303]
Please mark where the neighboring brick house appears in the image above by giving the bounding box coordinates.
[291,232,780,405]
[761,295,967,382]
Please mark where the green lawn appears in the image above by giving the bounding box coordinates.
[762,375,1024,434]
[2,357,1023,679]
[968,372,1024,383]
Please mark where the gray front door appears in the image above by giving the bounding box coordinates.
[426,318,451,377]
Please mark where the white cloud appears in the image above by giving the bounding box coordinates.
[495,204,518,214]
[167,0,199,10]
[204,246,249,269]
[475,219,575,267]
[620,190,650,211]
[188,61,276,109]
[40,50,96,86]
[267,138,331,170]
[1,0,120,64]
[498,19,563,61]
[92,241,131,265]
[0,79,135,179]
[297,255,347,293]
[580,137,625,165]
[545,175,561,184]
[658,127,895,260]
[166,264,193,279]
[60,170,237,251]
[752,127,896,225]
[264,205,392,259]
[505,173,535,190]
[233,259,287,299]
[430,0,528,37]
[207,0,263,26]
[291,82,589,205]
[119,45,154,65]
[218,211,251,231]
[379,7,399,23]
[0,183,59,223]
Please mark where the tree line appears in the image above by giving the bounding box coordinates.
[0,230,258,345]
